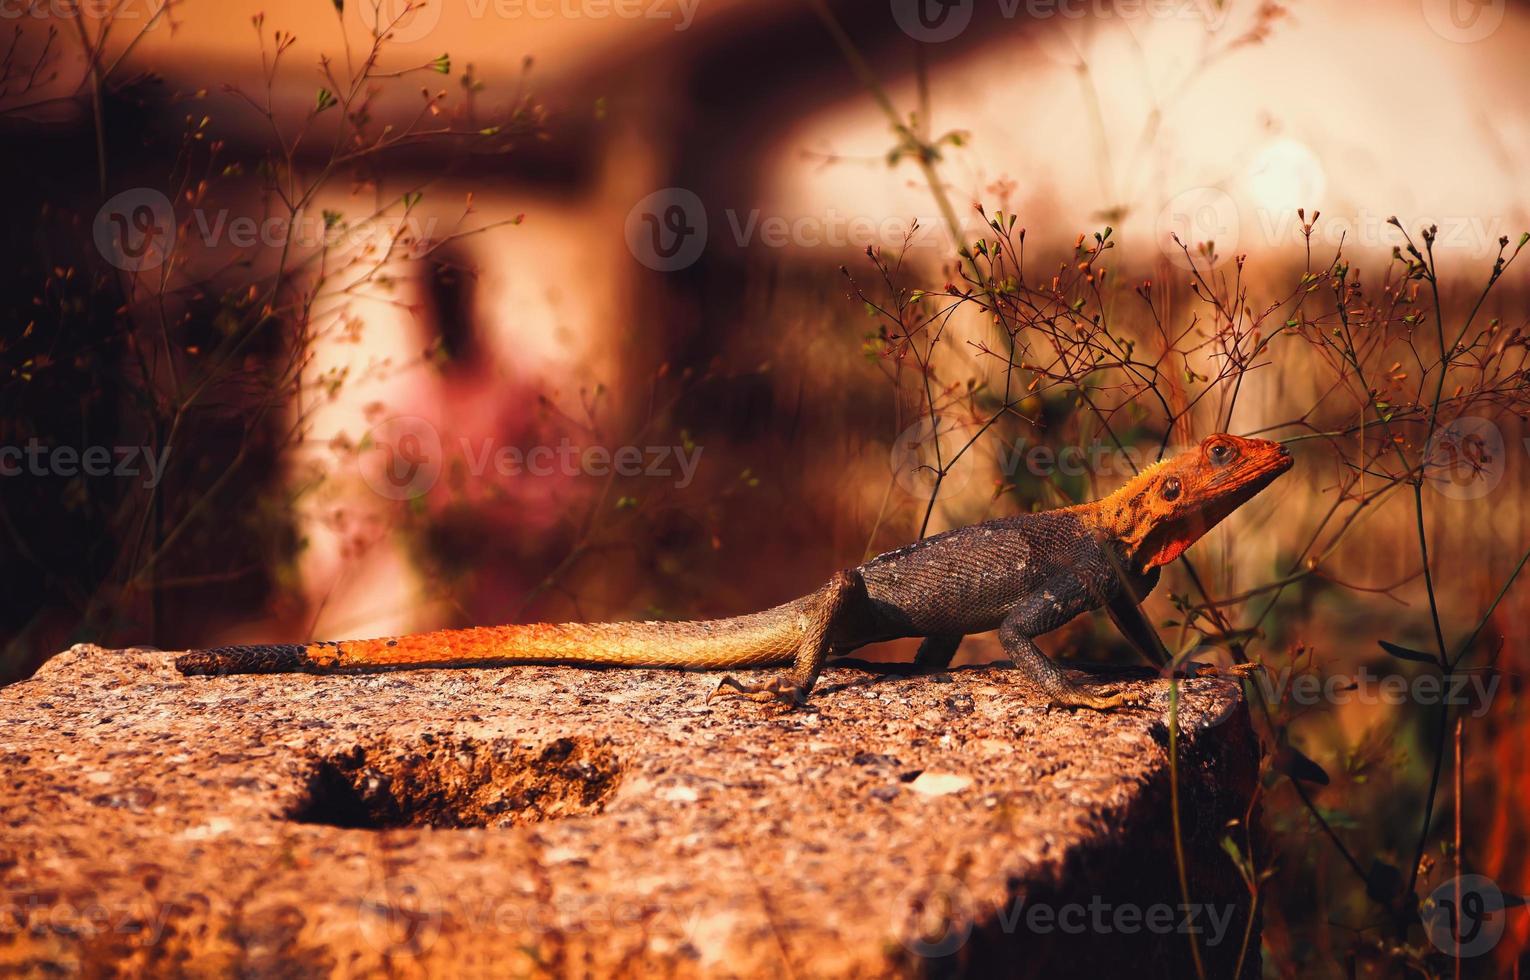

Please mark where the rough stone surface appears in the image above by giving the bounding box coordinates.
[0,645,1261,977]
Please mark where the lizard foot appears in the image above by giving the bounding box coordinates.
[1048,682,1148,712]
[708,674,809,708]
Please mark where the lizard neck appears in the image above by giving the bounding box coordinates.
[1067,465,1197,573]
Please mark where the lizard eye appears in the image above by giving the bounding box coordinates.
[1162,476,1182,501]
[1208,441,1236,464]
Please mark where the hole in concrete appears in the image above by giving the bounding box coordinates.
[289,734,621,830]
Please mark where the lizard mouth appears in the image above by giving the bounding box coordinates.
[1246,446,1294,485]
[1250,443,1295,486]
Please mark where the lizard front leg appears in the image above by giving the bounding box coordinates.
[1102,565,1168,667]
[711,569,865,707]
[998,578,1143,711]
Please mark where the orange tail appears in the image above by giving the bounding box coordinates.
[175,604,808,677]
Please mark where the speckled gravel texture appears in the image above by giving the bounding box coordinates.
[0,645,1260,978]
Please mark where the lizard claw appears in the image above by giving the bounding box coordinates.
[709,674,809,708]
[1050,683,1149,711]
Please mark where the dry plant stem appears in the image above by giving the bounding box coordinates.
[809,15,1030,542]
[1230,784,1265,980]
[808,0,1020,366]
[806,1,965,269]
[1166,678,1206,980]
[1394,237,1524,909]
[1453,715,1463,978]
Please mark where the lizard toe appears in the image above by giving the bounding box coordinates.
[1049,682,1148,712]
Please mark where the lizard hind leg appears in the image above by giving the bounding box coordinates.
[913,634,964,672]
[710,568,865,708]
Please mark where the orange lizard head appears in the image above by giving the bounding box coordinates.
[1093,433,1294,571]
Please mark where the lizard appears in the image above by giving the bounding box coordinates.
[175,433,1293,710]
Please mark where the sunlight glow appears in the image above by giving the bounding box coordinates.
[1244,139,1327,217]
